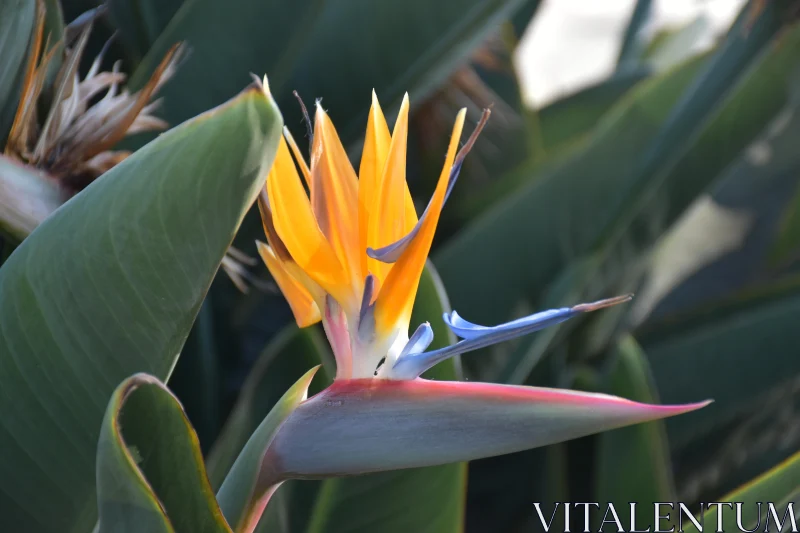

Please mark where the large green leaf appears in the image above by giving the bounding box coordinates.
[616,0,654,71]
[436,5,800,329]
[455,67,651,221]
[594,336,676,530]
[0,84,282,532]
[128,0,323,134]
[285,0,528,144]
[107,0,183,60]
[305,263,467,533]
[96,374,231,532]
[682,450,800,533]
[0,0,37,144]
[639,273,800,450]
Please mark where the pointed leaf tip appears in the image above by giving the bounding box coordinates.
[269,379,710,479]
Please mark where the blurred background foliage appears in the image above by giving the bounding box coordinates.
[2,0,800,530]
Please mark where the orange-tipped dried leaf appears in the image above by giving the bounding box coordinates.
[258,242,321,328]
[56,42,183,169]
[5,0,45,154]
[374,110,465,332]
[311,105,361,287]
[267,136,350,303]
[6,40,60,160]
[33,21,92,161]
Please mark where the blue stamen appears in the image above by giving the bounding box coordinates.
[390,295,632,379]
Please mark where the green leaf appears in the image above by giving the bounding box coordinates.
[616,0,654,70]
[0,0,37,144]
[437,5,800,330]
[594,336,676,530]
[128,0,323,134]
[771,182,800,268]
[639,273,800,450]
[682,450,800,533]
[456,67,651,220]
[97,374,231,532]
[216,367,320,533]
[0,84,282,532]
[285,0,528,144]
[306,262,467,533]
[206,326,334,490]
[510,0,541,40]
[168,298,223,452]
[107,0,183,60]
[645,16,710,71]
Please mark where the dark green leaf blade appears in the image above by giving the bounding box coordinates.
[107,0,183,59]
[305,263,467,533]
[97,374,231,533]
[594,336,676,530]
[0,84,282,532]
[682,450,800,533]
[640,274,800,450]
[286,0,527,144]
[128,0,323,133]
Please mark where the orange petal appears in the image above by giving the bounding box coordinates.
[367,93,419,285]
[358,91,391,277]
[311,105,362,289]
[257,242,321,328]
[374,109,466,333]
[267,136,349,302]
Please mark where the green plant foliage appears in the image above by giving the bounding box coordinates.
[640,274,800,450]
[284,0,530,144]
[96,374,231,533]
[0,85,282,532]
[127,0,323,132]
[437,7,800,331]
[682,451,800,533]
[594,336,676,530]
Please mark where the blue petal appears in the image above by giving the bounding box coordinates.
[445,308,573,340]
[401,323,434,357]
[391,295,632,379]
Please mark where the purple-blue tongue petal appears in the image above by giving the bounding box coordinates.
[267,379,710,479]
[393,295,632,379]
